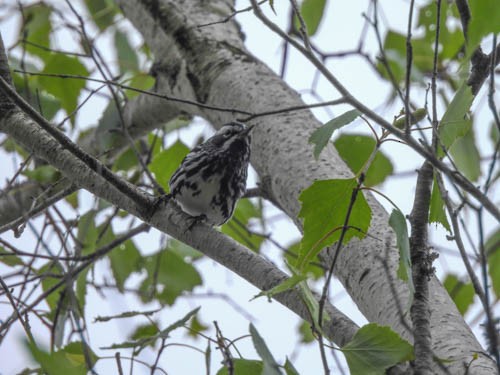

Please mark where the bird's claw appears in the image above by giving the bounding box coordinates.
[184,214,206,233]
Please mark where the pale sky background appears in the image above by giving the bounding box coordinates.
[0,0,498,374]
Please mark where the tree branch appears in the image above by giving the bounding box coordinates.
[409,161,435,374]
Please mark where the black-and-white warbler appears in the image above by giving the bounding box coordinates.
[169,122,253,226]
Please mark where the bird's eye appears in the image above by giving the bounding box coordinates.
[223,131,232,138]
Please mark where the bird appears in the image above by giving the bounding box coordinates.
[168,122,253,226]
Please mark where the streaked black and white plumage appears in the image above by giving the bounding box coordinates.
[169,122,253,226]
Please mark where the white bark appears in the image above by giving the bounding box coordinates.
[113,0,497,373]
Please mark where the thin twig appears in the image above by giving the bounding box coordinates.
[404,0,415,135]
[196,0,267,28]
[477,207,500,369]
[14,69,252,115]
[0,224,150,334]
[115,352,124,375]
[430,0,441,151]
[435,173,486,306]
[0,275,35,343]
[289,0,312,53]
[214,321,234,375]
[0,183,77,236]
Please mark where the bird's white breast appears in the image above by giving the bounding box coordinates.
[174,175,226,225]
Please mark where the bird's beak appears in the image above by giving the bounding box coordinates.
[241,124,255,136]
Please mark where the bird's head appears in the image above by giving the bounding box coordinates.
[209,122,254,149]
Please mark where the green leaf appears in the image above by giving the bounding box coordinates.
[113,147,138,172]
[130,323,159,345]
[94,308,160,322]
[490,121,499,145]
[429,176,451,232]
[438,82,474,156]
[101,341,139,350]
[158,307,200,338]
[389,209,414,301]
[449,126,481,181]
[93,102,123,152]
[249,324,282,375]
[297,0,327,36]
[309,109,360,159]
[252,273,306,301]
[102,307,199,353]
[443,274,474,315]
[109,239,141,292]
[334,134,394,186]
[269,0,277,15]
[37,263,71,345]
[298,178,371,271]
[187,314,208,338]
[168,238,203,261]
[26,341,97,375]
[63,341,98,365]
[84,0,117,31]
[284,358,300,375]
[38,263,64,312]
[76,267,89,312]
[468,0,500,54]
[376,31,431,82]
[486,229,500,298]
[19,3,52,59]
[39,54,89,116]
[295,276,329,331]
[139,248,202,305]
[97,225,141,292]
[216,359,264,375]
[2,138,29,158]
[417,1,464,60]
[341,323,414,375]
[23,165,61,184]
[115,30,139,73]
[0,247,24,267]
[77,210,98,255]
[65,191,79,209]
[150,141,190,191]
[12,68,60,120]
[285,241,323,280]
[222,199,264,252]
[125,73,155,99]
[376,49,406,84]
[393,108,427,129]
[205,342,212,375]
[298,321,315,344]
